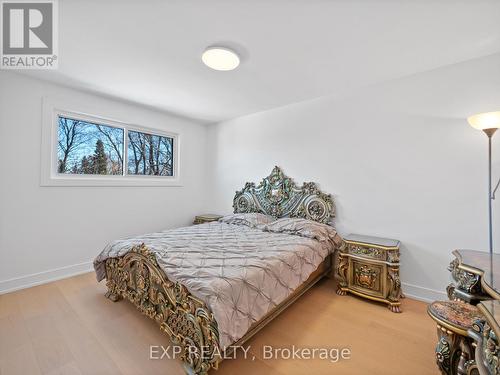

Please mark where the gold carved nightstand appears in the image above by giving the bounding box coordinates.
[193,214,223,225]
[336,234,403,313]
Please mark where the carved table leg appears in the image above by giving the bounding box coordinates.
[388,304,401,313]
[434,324,468,375]
[105,290,122,302]
[436,335,453,375]
[336,251,348,296]
[336,288,347,296]
[457,337,474,375]
[387,266,402,312]
[463,360,479,375]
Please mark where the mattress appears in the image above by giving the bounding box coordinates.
[94,220,341,347]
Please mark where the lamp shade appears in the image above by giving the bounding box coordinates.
[467,111,500,130]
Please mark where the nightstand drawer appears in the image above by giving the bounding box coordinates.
[348,259,386,299]
[347,243,386,261]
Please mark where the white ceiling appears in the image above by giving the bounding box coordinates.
[21,0,500,123]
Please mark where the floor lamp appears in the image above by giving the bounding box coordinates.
[467,111,500,255]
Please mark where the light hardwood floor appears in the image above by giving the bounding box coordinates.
[0,273,440,375]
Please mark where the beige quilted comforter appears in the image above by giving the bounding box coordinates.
[94,220,341,347]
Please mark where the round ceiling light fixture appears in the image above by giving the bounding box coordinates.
[202,47,240,71]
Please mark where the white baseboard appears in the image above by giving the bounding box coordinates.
[1,262,448,304]
[0,261,94,295]
[402,282,447,303]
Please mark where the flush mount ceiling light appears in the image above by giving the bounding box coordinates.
[202,47,240,71]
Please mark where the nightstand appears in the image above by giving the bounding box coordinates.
[193,214,223,225]
[336,233,403,313]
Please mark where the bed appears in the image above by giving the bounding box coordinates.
[94,166,342,374]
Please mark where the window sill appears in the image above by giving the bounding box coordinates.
[40,175,183,187]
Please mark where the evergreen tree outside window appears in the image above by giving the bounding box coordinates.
[93,140,108,174]
[57,116,124,175]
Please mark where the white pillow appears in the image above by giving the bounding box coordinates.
[219,213,275,227]
[261,217,343,247]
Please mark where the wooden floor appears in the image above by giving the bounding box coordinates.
[0,273,440,375]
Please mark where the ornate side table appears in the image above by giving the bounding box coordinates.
[447,250,495,304]
[193,214,223,225]
[336,234,403,313]
[428,300,481,375]
[439,250,500,375]
[468,300,500,375]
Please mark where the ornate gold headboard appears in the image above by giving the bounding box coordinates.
[233,166,335,224]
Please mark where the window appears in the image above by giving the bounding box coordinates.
[41,99,180,187]
[127,130,174,176]
[57,116,124,175]
[56,116,175,177]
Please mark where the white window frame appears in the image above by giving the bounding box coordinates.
[41,97,181,187]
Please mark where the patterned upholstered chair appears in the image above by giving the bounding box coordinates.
[428,301,481,375]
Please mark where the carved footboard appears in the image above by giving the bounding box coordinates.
[104,244,221,375]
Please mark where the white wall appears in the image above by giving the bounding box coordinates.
[2,54,499,301]
[0,72,210,293]
[207,53,500,302]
